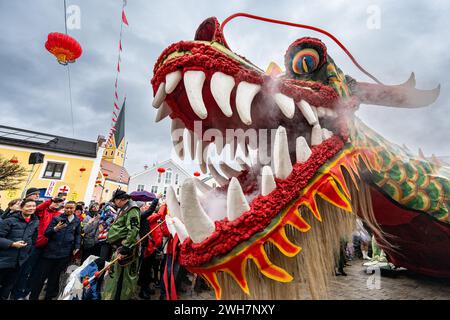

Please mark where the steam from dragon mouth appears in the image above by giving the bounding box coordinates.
[150,16,441,298]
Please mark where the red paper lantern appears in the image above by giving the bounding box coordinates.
[157,167,166,173]
[103,172,109,177]
[79,167,86,172]
[96,180,102,184]
[45,32,82,65]
[193,171,201,177]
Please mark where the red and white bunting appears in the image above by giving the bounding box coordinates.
[105,0,129,141]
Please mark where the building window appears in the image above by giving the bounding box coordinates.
[137,184,145,191]
[165,169,172,184]
[43,162,65,179]
[175,174,179,185]
[151,186,158,194]
[111,151,114,156]
[177,187,180,195]
[157,173,162,183]
[164,187,167,197]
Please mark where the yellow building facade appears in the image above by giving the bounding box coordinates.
[0,126,104,209]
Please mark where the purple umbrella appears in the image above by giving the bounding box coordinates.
[130,191,156,202]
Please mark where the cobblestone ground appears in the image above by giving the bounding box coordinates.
[146,259,450,300]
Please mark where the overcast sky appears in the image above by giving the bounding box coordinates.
[0,0,448,176]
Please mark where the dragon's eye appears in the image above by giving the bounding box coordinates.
[292,48,320,74]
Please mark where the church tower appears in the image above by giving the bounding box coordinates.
[103,99,126,166]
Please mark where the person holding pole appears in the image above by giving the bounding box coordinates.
[102,190,140,300]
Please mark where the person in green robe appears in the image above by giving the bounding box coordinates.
[102,190,140,300]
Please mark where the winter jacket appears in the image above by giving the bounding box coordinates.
[43,214,81,259]
[139,198,159,242]
[144,212,164,258]
[1,208,17,220]
[97,205,117,242]
[35,199,62,248]
[0,213,39,269]
[83,218,100,249]
[107,201,140,254]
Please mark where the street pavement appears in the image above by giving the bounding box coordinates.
[154,259,450,300]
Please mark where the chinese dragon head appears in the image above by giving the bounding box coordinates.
[150,16,448,299]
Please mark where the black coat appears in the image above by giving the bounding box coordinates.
[139,199,159,242]
[0,213,39,269]
[43,214,81,259]
[1,208,16,220]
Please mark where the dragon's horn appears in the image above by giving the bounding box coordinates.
[194,17,230,49]
[351,73,440,108]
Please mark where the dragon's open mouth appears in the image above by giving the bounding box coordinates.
[150,17,441,299]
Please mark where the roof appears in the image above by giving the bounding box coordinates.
[0,125,97,158]
[114,99,126,148]
[101,159,130,184]
[130,159,192,179]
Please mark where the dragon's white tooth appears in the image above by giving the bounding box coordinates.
[261,166,276,196]
[238,139,249,158]
[214,135,225,156]
[186,130,198,161]
[207,158,229,187]
[225,136,238,160]
[167,186,183,222]
[210,72,234,117]
[311,105,318,119]
[152,83,166,109]
[236,81,260,125]
[227,177,250,221]
[322,128,333,140]
[274,126,293,179]
[172,217,189,243]
[311,124,323,146]
[184,71,208,119]
[165,215,177,238]
[325,108,335,118]
[297,100,318,125]
[170,119,185,160]
[219,161,241,179]
[329,110,338,118]
[155,102,171,123]
[193,177,213,193]
[274,93,295,119]
[196,140,210,174]
[317,107,327,118]
[296,136,312,163]
[180,178,215,243]
[165,71,182,94]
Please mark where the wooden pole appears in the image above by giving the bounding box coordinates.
[83,218,166,287]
